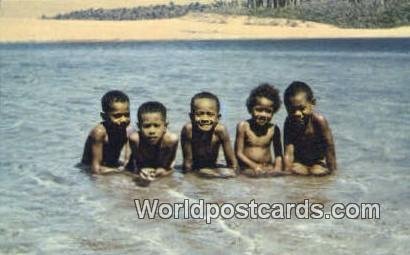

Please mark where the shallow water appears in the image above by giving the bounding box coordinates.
[0,39,409,254]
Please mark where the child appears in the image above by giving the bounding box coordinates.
[81,90,131,174]
[283,81,337,176]
[235,83,284,177]
[181,92,238,178]
[127,101,178,181]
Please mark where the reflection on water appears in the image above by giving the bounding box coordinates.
[0,39,409,254]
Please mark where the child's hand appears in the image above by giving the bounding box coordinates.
[139,168,156,181]
[154,168,166,177]
[262,164,275,172]
[99,167,122,175]
[252,165,266,177]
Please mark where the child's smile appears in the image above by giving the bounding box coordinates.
[105,102,130,129]
[287,92,313,128]
[251,97,274,126]
[191,98,220,132]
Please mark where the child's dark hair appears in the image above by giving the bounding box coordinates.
[101,90,129,113]
[246,83,281,113]
[284,81,316,108]
[190,91,220,113]
[137,101,167,123]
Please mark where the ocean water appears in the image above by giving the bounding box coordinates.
[0,38,409,254]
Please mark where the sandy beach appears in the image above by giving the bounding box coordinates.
[1,0,409,42]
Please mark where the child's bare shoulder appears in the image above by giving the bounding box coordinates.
[182,122,192,131]
[89,124,107,141]
[312,112,329,128]
[129,131,140,143]
[215,123,230,138]
[237,120,250,130]
[163,131,179,146]
[181,122,193,137]
[312,112,326,121]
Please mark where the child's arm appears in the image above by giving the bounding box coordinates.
[155,133,179,177]
[89,126,121,174]
[154,168,174,177]
[218,124,238,171]
[118,139,131,171]
[272,125,283,171]
[283,119,295,171]
[317,115,337,172]
[181,124,193,173]
[126,132,140,172]
[235,122,261,171]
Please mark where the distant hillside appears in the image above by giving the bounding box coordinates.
[47,0,410,28]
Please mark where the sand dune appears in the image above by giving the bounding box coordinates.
[0,0,409,42]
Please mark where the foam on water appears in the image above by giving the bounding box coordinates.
[167,189,258,254]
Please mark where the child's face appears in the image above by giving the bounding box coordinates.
[251,96,274,126]
[286,92,314,128]
[191,98,220,132]
[139,112,167,145]
[104,102,130,129]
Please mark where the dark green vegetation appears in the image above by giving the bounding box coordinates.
[48,2,209,20]
[47,0,410,28]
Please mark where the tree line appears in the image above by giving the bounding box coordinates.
[49,2,209,20]
[47,0,409,28]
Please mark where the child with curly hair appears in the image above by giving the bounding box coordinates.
[235,83,285,177]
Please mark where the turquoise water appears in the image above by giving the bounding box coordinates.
[0,39,409,254]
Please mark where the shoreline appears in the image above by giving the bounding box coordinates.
[1,36,409,45]
[1,14,409,44]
